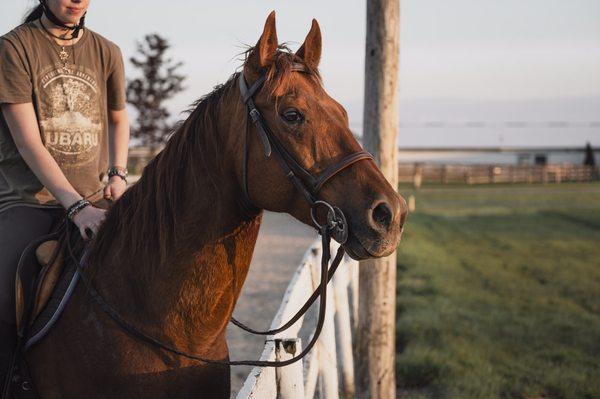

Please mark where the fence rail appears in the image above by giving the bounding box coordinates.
[399,164,600,186]
[236,239,358,399]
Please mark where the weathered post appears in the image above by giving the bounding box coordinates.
[274,339,305,399]
[310,245,339,399]
[413,163,422,189]
[333,262,355,397]
[357,0,400,398]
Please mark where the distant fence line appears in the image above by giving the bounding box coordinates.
[126,148,598,185]
[400,164,600,186]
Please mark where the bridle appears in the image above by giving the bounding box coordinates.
[237,65,373,245]
[62,65,374,368]
[230,66,374,336]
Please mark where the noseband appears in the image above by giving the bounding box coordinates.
[59,66,374,369]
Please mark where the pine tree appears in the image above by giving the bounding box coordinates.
[127,34,186,151]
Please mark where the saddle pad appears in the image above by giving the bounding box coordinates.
[24,246,89,350]
[23,199,110,349]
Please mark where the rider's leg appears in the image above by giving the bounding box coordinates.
[0,205,63,384]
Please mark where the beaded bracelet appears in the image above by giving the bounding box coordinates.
[66,199,91,220]
[107,165,128,183]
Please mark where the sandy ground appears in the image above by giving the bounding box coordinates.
[226,211,317,396]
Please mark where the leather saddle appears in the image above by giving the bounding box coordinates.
[5,222,83,399]
[13,198,111,338]
[14,229,66,334]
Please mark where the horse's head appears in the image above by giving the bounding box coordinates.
[238,12,407,260]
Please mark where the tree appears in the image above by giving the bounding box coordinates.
[127,34,186,151]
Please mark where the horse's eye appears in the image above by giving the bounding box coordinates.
[282,109,304,123]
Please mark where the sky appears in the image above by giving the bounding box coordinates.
[1,0,599,148]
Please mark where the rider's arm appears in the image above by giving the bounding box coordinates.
[2,102,105,239]
[1,102,83,208]
[106,43,129,174]
[107,108,129,170]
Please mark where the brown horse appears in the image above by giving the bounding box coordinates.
[26,11,406,398]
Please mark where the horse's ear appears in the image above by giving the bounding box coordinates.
[248,11,279,71]
[296,19,322,69]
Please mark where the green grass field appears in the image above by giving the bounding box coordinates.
[395,183,600,399]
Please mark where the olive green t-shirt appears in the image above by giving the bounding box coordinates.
[0,21,126,212]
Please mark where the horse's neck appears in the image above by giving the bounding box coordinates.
[93,214,262,356]
[93,88,261,353]
[152,214,262,354]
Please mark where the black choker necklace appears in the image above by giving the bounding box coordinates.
[39,17,79,41]
[39,0,86,39]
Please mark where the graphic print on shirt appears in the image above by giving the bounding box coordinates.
[38,62,102,167]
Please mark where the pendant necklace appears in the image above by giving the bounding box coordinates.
[59,46,70,68]
[39,18,75,71]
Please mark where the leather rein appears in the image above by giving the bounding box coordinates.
[64,66,373,367]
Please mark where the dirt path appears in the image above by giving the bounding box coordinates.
[227,211,317,396]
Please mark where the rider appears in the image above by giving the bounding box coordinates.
[0,0,129,383]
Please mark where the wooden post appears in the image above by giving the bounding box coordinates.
[303,343,320,399]
[441,165,447,184]
[407,195,416,212]
[349,260,359,333]
[274,339,305,399]
[357,0,400,397]
[413,163,422,189]
[310,244,339,399]
[333,262,355,397]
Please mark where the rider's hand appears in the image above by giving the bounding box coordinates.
[72,205,107,240]
[103,176,127,201]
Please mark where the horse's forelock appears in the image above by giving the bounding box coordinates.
[241,43,322,100]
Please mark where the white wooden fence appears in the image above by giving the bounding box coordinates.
[236,239,359,399]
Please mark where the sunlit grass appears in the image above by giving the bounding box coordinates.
[395,183,600,399]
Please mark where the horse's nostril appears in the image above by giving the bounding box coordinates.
[371,201,393,230]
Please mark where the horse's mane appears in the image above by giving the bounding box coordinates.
[87,45,321,273]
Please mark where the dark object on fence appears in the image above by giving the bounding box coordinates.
[584,142,596,166]
[127,34,186,152]
[534,154,548,166]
